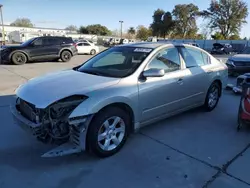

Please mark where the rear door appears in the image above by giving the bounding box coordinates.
[43,37,61,56]
[178,46,212,105]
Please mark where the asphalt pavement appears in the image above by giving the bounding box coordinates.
[0,55,250,188]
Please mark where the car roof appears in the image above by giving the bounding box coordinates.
[119,42,188,49]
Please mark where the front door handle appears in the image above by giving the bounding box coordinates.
[177,78,183,85]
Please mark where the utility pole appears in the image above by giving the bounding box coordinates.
[119,20,123,38]
[0,4,5,45]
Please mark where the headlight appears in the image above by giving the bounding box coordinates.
[49,95,88,119]
[226,59,235,66]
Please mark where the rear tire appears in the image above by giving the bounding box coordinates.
[12,52,27,65]
[204,82,221,111]
[87,107,130,158]
[60,51,72,62]
[90,49,96,55]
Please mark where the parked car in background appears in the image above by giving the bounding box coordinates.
[226,47,250,76]
[104,37,121,47]
[119,39,129,44]
[76,41,99,55]
[187,43,200,48]
[11,42,228,158]
[78,39,97,45]
[1,36,78,65]
[211,43,234,55]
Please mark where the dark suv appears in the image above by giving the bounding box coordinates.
[1,36,78,65]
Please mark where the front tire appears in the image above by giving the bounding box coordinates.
[12,52,27,65]
[87,107,130,158]
[204,82,221,111]
[60,51,72,62]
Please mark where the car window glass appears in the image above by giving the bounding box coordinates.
[83,43,91,46]
[44,38,60,45]
[180,47,205,68]
[77,43,83,46]
[146,47,181,73]
[33,38,44,46]
[202,52,210,65]
[92,52,125,67]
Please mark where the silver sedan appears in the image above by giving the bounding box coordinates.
[11,42,228,158]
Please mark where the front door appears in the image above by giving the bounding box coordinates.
[28,37,50,59]
[138,47,188,123]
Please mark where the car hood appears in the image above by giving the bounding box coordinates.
[16,70,121,108]
[2,45,22,49]
[230,54,250,61]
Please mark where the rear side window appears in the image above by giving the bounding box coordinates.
[180,47,210,68]
[61,37,73,44]
[45,38,61,45]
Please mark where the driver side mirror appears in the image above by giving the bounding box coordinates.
[143,68,165,78]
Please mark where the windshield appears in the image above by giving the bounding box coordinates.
[240,47,250,54]
[77,46,153,78]
[21,38,36,46]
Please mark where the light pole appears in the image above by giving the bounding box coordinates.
[0,4,5,45]
[119,20,123,38]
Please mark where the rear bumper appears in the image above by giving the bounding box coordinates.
[72,50,78,56]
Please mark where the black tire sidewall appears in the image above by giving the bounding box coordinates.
[90,49,96,55]
[60,51,72,62]
[12,52,27,65]
[204,82,220,111]
[87,107,130,157]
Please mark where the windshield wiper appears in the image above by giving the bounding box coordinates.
[79,69,102,76]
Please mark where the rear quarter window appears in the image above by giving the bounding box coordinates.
[61,37,73,44]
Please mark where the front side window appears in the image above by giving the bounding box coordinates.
[77,46,153,78]
[146,47,181,73]
[180,47,208,68]
[83,43,91,46]
[33,38,44,46]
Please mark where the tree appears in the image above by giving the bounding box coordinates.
[150,9,165,37]
[211,32,225,40]
[172,3,199,38]
[136,25,151,40]
[86,24,111,36]
[229,35,241,40]
[10,18,34,27]
[161,12,175,38]
[65,25,78,32]
[127,27,136,39]
[128,27,136,35]
[201,0,248,39]
[79,26,89,34]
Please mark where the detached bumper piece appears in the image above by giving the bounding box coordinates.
[41,142,82,157]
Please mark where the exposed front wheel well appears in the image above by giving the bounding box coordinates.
[94,103,135,133]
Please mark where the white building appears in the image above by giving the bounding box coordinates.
[0,25,78,43]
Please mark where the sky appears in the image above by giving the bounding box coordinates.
[1,0,250,37]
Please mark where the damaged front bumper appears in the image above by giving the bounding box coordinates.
[10,104,93,157]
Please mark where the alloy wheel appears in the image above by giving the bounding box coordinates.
[97,116,125,151]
